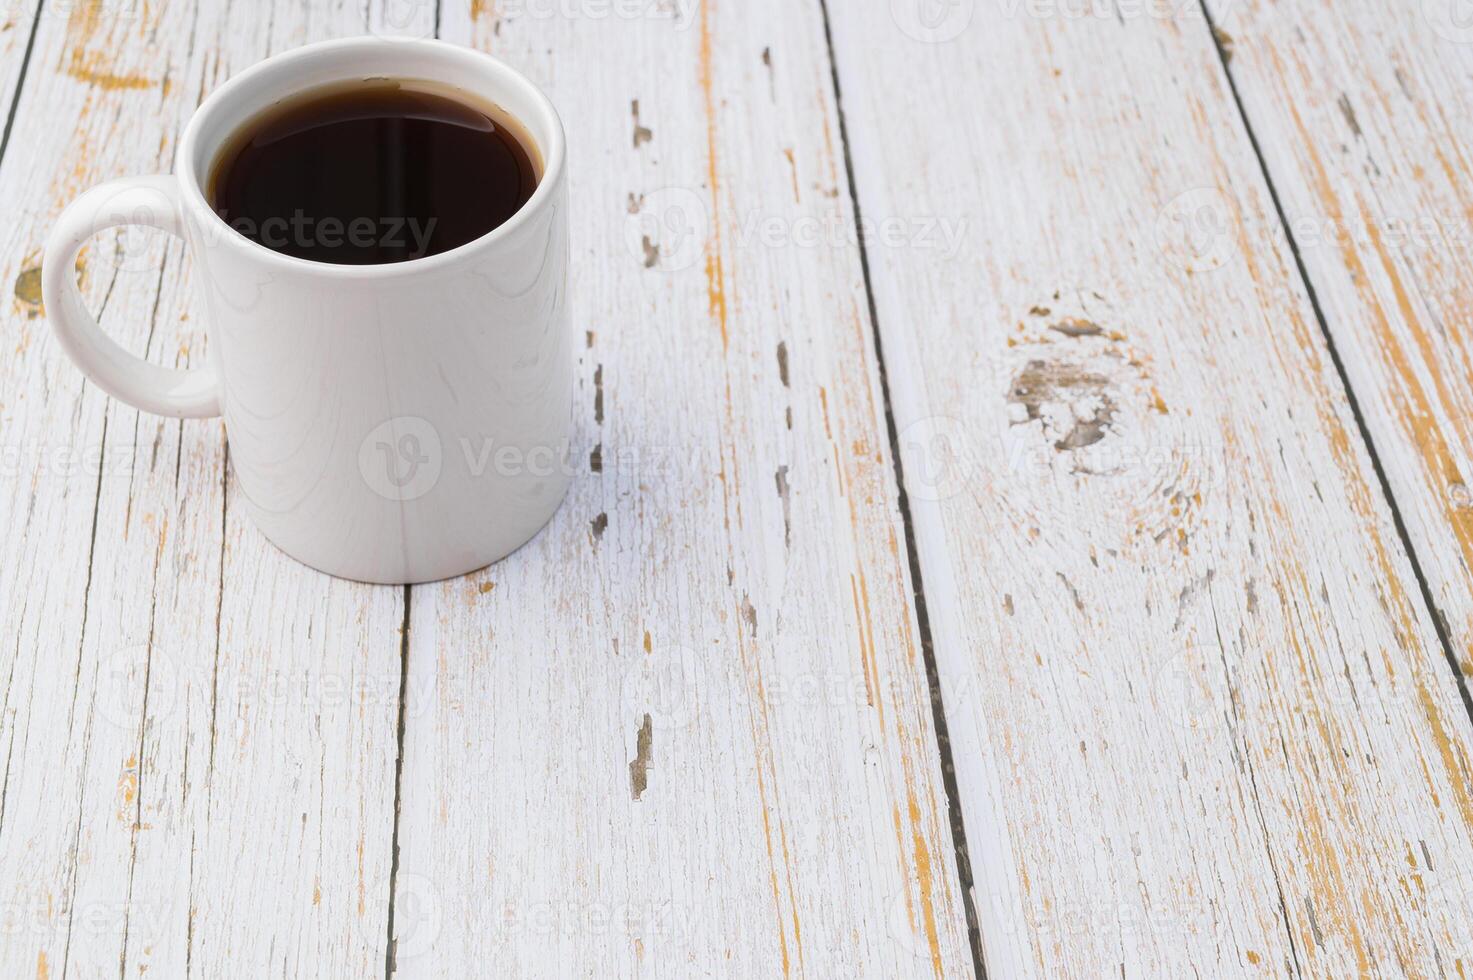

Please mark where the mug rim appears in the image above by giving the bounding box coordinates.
[175,36,567,279]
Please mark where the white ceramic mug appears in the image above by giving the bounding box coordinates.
[43,37,572,584]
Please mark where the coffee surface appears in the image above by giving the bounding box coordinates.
[210,81,540,265]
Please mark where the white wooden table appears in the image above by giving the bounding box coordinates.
[4,0,1473,975]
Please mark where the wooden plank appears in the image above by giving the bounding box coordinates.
[391,1,976,976]
[827,3,1473,976]
[1205,0,1473,792]
[0,1,38,140]
[0,1,428,975]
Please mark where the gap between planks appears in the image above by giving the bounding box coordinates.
[384,8,441,976]
[0,0,43,176]
[385,583,412,978]
[814,0,989,975]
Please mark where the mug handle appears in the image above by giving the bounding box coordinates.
[43,175,221,418]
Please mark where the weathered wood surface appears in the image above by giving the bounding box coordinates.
[0,3,37,130]
[389,0,974,976]
[6,0,1473,975]
[0,0,976,976]
[0,1,421,976]
[1205,0,1473,744]
[826,1,1473,976]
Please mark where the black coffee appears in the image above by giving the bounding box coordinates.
[209,81,540,265]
